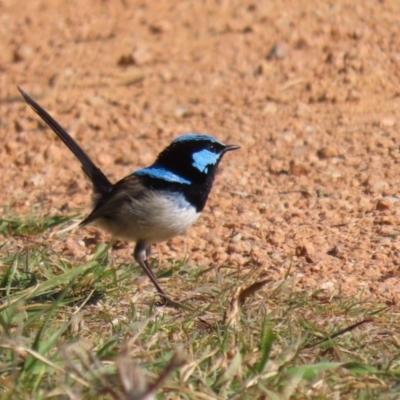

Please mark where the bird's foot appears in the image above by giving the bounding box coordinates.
[155,294,193,311]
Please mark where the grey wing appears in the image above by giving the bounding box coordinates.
[81,175,147,226]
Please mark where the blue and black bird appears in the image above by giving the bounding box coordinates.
[18,87,239,299]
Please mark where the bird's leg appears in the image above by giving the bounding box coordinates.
[134,241,167,298]
[135,244,191,309]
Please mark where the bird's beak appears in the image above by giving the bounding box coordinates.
[223,144,240,153]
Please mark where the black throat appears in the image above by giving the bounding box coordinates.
[138,171,216,212]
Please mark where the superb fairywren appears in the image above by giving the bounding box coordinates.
[18,87,239,299]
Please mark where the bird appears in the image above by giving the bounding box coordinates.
[18,87,239,301]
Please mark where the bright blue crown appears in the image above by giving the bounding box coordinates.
[173,133,223,144]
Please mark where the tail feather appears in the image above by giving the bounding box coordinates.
[18,87,113,196]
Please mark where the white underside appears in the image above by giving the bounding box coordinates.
[94,191,200,245]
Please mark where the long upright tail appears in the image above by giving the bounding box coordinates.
[18,87,113,196]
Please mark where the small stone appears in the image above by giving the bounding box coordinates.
[320,281,335,292]
[160,69,173,82]
[149,20,172,34]
[267,42,287,60]
[376,198,392,211]
[372,253,388,265]
[289,161,308,175]
[346,89,360,102]
[117,48,153,67]
[371,180,389,193]
[268,160,286,174]
[230,232,242,243]
[12,44,33,63]
[317,146,339,159]
[296,243,317,263]
[117,53,135,67]
[281,130,296,143]
[263,102,278,114]
[5,141,19,155]
[327,245,342,258]
[29,174,45,187]
[14,120,25,133]
[97,153,114,167]
[174,106,193,118]
[132,47,153,65]
[380,117,396,128]
[383,196,398,204]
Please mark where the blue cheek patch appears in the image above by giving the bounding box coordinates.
[192,149,219,173]
[133,166,191,185]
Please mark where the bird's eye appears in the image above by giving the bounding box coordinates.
[207,143,217,151]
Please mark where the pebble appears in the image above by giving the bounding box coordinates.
[149,20,172,34]
[380,117,396,128]
[230,232,242,243]
[296,243,317,263]
[317,146,339,160]
[174,106,192,118]
[289,161,308,175]
[5,141,19,155]
[267,42,287,60]
[132,47,153,65]
[346,89,361,102]
[263,102,278,114]
[12,44,33,62]
[320,281,335,292]
[117,53,135,67]
[375,198,392,211]
[28,174,45,187]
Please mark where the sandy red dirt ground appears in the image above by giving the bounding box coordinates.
[1,0,400,304]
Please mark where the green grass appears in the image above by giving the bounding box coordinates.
[0,214,76,236]
[0,216,400,399]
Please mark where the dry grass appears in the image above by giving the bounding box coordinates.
[0,217,400,399]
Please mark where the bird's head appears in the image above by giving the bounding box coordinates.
[154,134,239,184]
